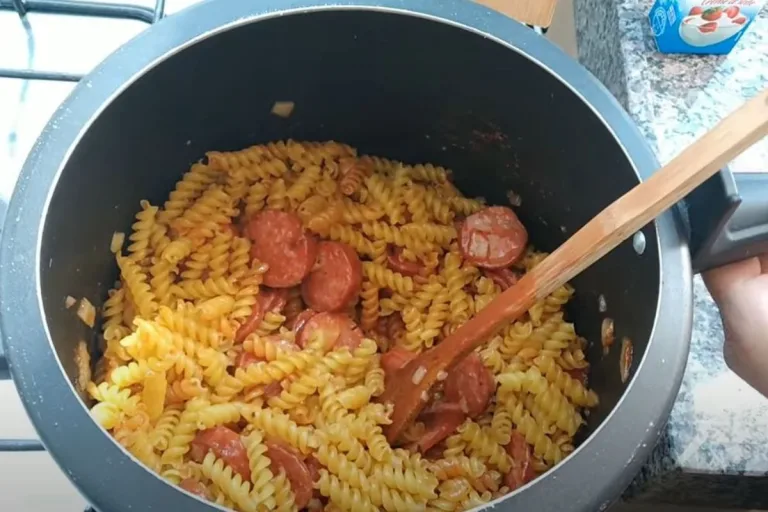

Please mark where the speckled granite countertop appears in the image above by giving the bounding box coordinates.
[574,0,768,507]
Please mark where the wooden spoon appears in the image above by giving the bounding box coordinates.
[380,88,768,443]
[475,0,560,28]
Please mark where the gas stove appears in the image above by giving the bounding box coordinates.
[0,1,170,508]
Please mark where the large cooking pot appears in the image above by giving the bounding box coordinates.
[2,0,767,511]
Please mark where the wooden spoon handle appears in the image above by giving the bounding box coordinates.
[438,88,768,365]
[476,0,560,27]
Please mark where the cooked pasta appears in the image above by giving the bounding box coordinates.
[89,139,599,512]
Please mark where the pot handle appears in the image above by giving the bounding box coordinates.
[475,0,560,28]
[680,168,768,273]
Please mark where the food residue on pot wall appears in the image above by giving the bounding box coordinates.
[601,317,615,355]
[620,337,634,384]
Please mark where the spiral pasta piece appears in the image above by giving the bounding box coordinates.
[161,397,209,466]
[102,288,131,347]
[157,163,218,224]
[359,281,379,333]
[200,452,256,512]
[287,164,322,205]
[244,182,269,217]
[533,355,598,407]
[326,225,376,257]
[196,402,242,429]
[149,405,183,451]
[244,406,318,454]
[268,371,321,410]
[340,198,384,224]
[500,394,563,464]
[362,262,414,296]
[361,222,435,255]
[117,252,158,318]
[427,457,486,481]
[172,277,238,300]
[420,289,450,346]
[127,200,159,264]
[172,186,235,240]
[457,421,511,473]
[156,305,225,350]
[242,430,277,509]
[443,252,471,327]
[316,470,377,512]
[370,463,438,500]
[267,178,289,211]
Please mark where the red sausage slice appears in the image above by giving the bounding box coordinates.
[444,352,494,418]
[180,478,212,500]
[235,288,289,343]
[189,426,250,481]
[482,268,520,291]
[565,368,588,385]
[290,309,317,335]
[381,347,418,378]
[387,246,423,277]
[504,432,535,490]
[301,241,362,312]
[237,351,260,368]
[296,312,363,350]
[265,439,313,509]
[248,211,318,288]
[459,206,528,269]
[414,406,466,454]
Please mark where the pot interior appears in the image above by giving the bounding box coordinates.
[40,10,659,454]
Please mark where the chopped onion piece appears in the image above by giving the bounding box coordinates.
[412,366,427,385]
[420,391,430,402]
[620,337,634,384]
[598,294,607,313]
[601,317,614,355]
[110,232,125,254]
[506,190,522,207]
[64,296,77,309]
[437,370,448,381]
[271,101,295,118]
[77,297,96,328]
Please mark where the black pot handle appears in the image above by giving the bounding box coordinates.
[680,168,768,274]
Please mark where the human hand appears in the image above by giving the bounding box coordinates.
[703,254,768,397]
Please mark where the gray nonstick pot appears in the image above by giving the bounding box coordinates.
[1,1,766,511]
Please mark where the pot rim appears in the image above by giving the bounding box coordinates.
[0,1,692,511]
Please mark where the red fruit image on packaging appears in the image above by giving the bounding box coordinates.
[725,6,740,18]
[701,7,723,20]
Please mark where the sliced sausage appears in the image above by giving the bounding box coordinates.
[413,405,466,454]
[504,432,535,490]
[235,288,289,343]
[381,347,418,378]
[248,210,318,288]
[459,206,528,269]
[296,312,363,350]
[387,246,423,277]
[290,309,317,335]
[189,426,250,481]
[565,368,588,385]
[444,353,494,418]
[263,381,284,399]
[179,478,211,500]
[265,439,313,509]
[237,351,260,368]
[482,268,520,291]
[301,241,362,312]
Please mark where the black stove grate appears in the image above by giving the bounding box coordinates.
[0,0,165,80]
[0,3,164,510]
